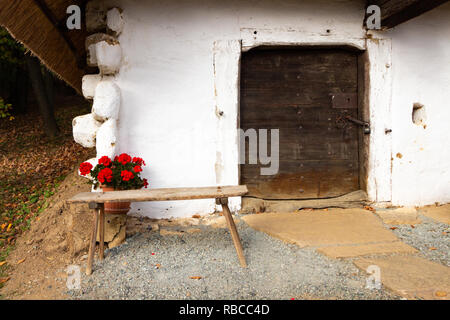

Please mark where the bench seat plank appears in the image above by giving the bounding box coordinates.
[68,185,248,204]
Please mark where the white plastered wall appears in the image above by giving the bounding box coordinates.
[99,0,408,218]
[387,3,450,206]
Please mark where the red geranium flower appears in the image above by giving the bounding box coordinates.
[132,157,146,166]
[143,178,149,189]
[79,162,93,176]
[117,153,132,165]
[98,156,112,167]
[98,168,113,184]
[121,170,134,181]
[133,165,143,173]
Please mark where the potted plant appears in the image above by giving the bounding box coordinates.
[79,153,149,214]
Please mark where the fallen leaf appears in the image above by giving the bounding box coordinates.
[17,258,26,265]
[364,206,375,212]
[435,291,447,297]
[192,214,201,219]
[155,263,161,269]
[429,247,437,251]
[190,276,202,280]
[0,277,10,284]
[0,261,6,267]
[6,223,12,232]
[410,225,415,228]
[390,227,398,230]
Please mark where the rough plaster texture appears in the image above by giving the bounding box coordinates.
[85,33,118,67]
[92,81,121,121]
[82,74,102,99]
[72,113,102,148]
[95,41,122,75]
[98,0,450,218]
[107,7,124,35]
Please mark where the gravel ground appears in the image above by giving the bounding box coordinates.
[68,221,399,300]
[389,214,450,267]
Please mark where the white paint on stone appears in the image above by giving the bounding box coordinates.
[96,119,118,159]
[92,81,121,121]
[95,40,122,75]
[107,8,124,35]
[72,113,102,148]
[82,74,102,99]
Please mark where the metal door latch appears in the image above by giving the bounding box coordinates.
[345,116,371,134]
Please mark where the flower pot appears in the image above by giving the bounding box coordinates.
[101,186,131,215]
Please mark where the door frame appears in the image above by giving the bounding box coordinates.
[213,36,393,211]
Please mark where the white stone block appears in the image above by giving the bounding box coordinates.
[95,41,122,75]
[96,119,118,159]
[82,74,101,99]
[92,81,121,121]
[107,8,124,35]
[85,33,117,67]
[72,113,102,148]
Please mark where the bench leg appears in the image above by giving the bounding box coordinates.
[219,198,247,268]
[99,203,105,260]
[86,204,99,275]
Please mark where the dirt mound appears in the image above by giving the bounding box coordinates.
[1,169,93,299]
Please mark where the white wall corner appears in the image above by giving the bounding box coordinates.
[86,0,106,33]
[366,37,393,203]
[92,81,121,121]
[213,40,242,212]
[85,33,118,67]
[72,113,102,148]
[96,119,118,159]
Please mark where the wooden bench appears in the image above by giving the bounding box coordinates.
[68,185,248,275]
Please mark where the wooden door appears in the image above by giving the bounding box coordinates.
[240,48,360,199]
